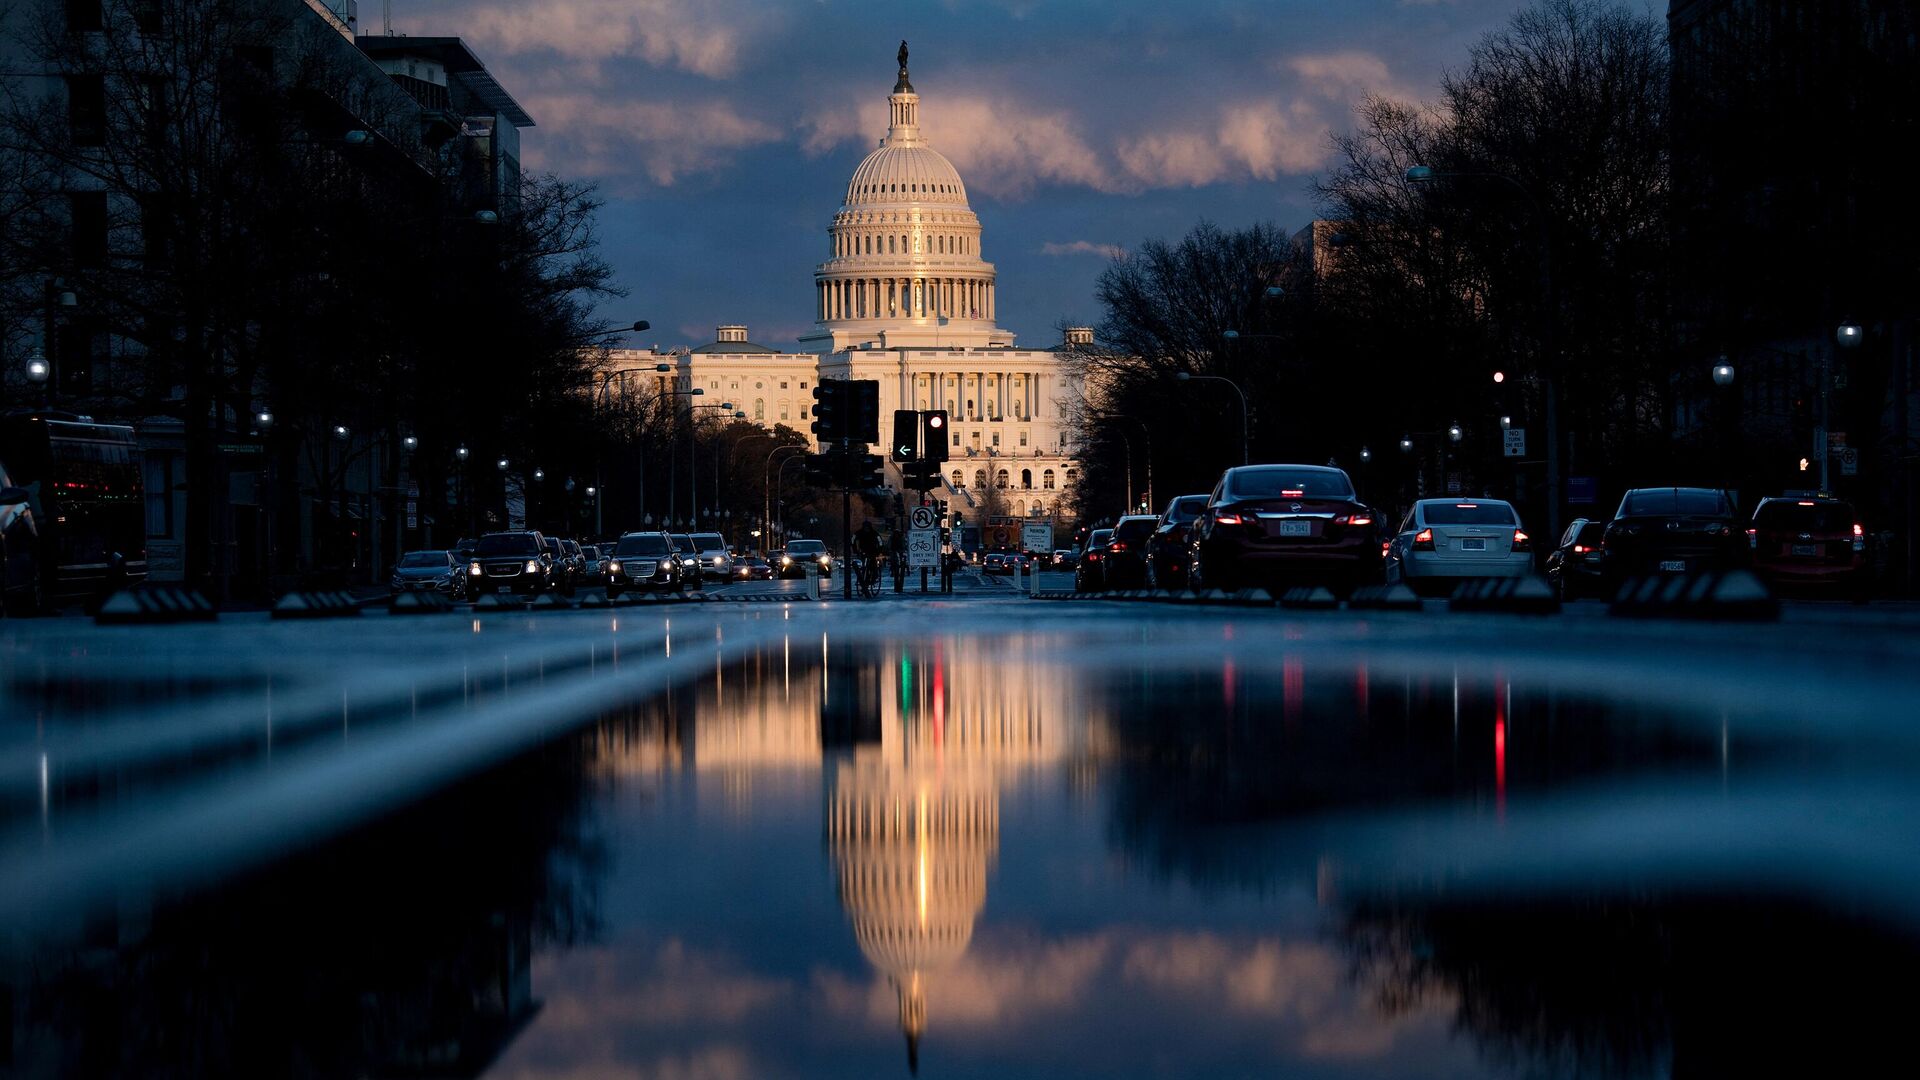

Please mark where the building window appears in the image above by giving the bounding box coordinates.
[1032,501,1043,516]
[780,380,789,389]
[710,379,719,389]
[1042,469,1055,490]
[974,470,987,489]
[801,381,808,389]
[780,403,790,420]
[1019,430,1028,447]
[66,74,106,146]
[1021,469,1032,489]
[1065,468,1078,486]
[754,399,765,420]
[995,470,1009,489]
[991,432,1000,447]
[69,191,107,267]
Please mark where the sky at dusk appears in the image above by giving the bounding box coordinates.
[386,0,1535,350]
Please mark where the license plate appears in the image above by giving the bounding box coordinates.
[1460,538,1486,551]
[1279,520,1312,537]
[1791,544,1817,556]
[1658,559,1686,572]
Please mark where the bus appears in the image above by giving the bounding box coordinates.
[0,412,148,614]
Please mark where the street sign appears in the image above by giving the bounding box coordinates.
[907,528,940,569]
[910,505,938,530]
[1503,428,1527,457]
[1568,476,1597,504]
[1022,523,1053,554]
[1841,448,1859,476]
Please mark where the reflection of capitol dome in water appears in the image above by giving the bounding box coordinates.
[829,757,997,1072]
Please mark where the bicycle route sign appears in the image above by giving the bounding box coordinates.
[907,528,940,570]
[910,505,939,530]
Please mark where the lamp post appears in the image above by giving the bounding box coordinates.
[685,401,735,525]
[1175,372,1249,466]
[1711,356,1737,497]
[1406,164,1561,542]
[594,362,673,536]
[765,444,807,549]
[1829,322,1863,491]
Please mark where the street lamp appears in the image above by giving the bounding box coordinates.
[332,424,350,441]
[1359,446,1372,463]
[1448,421,1464,443]
[456,444,470,461]
[24,356,50,383]
[1712,359,1736,387]
[1500,415,1513,430]
[496,457,509,472]
[1174,372,1250,466]
[254,409,273,431]
[1492,371,1506,384]
[533,467,545,481]
[1400,436,1414,453]
[1836,322,1863,348]
[402,434,418,452]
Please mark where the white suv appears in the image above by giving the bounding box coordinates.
[690,532,732,579]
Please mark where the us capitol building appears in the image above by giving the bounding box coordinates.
[607,43,1087,520]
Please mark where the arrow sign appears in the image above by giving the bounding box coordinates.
[910,505,938,530]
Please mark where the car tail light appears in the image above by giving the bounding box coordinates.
[1214,511,1245,526]
[1336,514,1373,526]
[1281,489,1305,498]
[1109,542,1127,552]
[1381,541,1391,558]
[1512,530,1531,552]
[1853,523,1864,537]
[1572,544,1590,554]
[1745,528,1757,549]
[1853,523,1866,552]
[1414,528,1434,551]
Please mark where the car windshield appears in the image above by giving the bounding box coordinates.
[693,534,726,553]
[1087,531,1113,547]
[1755,501,1854,532]
[614,534,670,556]
[1623,490,1730,516]
[542,538,562,554]
[1422,502,1517,525]
[474,533,540,557]
[398,551,446,568]
[1165,496,1209,523]
[1228,468,1354,499]
[582,547,599,560]
[787,540,827,555]
[671,535,693,549]
[1113,517,1156,541]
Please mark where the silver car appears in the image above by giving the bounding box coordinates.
[1385,498,1534,594]
[690,532,732,579]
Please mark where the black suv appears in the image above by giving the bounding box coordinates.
[606,531,683,598]
[465,531,556,599]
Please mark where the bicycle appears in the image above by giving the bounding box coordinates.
[857,554,882,598]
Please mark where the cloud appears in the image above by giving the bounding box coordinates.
[520,95,781,186]
[1041,241,1127,260]
[802,93,1114,198]
[405,0,754,78]
[1285,50,1423,103]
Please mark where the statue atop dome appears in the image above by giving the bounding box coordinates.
[894,40,913,93]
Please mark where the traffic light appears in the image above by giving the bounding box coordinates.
[811,380,846,442]
[849,380,880,444]
[921,410,949,462]
[803,452,838,488]
[852,451,885,490]
[891,409,919,462]
[900,459,937,490]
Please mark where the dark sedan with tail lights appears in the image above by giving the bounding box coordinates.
[1189,465,1382,595]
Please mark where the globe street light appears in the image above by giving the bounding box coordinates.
[254,410,274,431]
[332,424,350,441]
[1360,446,1372,463]
[533,468,545,481]
[496,457,509,472]
[402,434,419,452]
[1711,359,1736,387]
[1448,421,1464,443]
[1400,436,1414,453]
[456,444,470,461]
[1836,322,1863,348]
[1500,415,1513,430]
[25,356,50,383]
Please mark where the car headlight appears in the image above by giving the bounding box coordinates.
[781,555,792,565]
[468,562,482,577]
[526,560,540,573]
[608,560,622,575]
[819,555,831,564]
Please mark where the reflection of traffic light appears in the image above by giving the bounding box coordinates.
[812,381,846,442]
[890,409,919,462]
[849,380,880,444]
[921,410,950,462]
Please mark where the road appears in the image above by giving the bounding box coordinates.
[5,585,1919,1076]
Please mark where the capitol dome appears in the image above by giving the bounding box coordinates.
[803,41,1011,353]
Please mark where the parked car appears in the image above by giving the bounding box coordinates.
[669,533,704,587]
[780,538,832,579]
[1601,487,1746,590]
[1074,529,1115,591]
[1101,515,1159,589]
[1189,464,1382,595]
[1544,518,1609,600]
[1747,495,1868,597]
[1384,499,1534,596]
[390,549,458,596]
[691,532,733,580]
[606,531,683,597]
[465,531,555,599]
[1145,494,1210,589]
[734,555,774,581]
[580,545,606,579]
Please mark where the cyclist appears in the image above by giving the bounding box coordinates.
[855,521,883,597]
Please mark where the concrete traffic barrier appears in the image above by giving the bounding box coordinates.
[471,593,527,613]
[94,587,217,625]
[1347,583,1422,611]
[577,592,610,609]
[388,591,453,615]
[1279,586,1339,610]
[1447,575,1561,615]
[1230,587,1277,606]
[1608,569,1778,622]
[531,592,575,611]
[271,590,360,620]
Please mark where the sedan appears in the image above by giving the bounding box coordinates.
[1544,518,1608,600]
[733,555,775,581]
[1074,529,1114,592]
[1384,499,1534,596]
[1145,494,1209,590]
[1101,515,1159,590]
[779,539,832,579]
[391,549,458,596]
[1601,487,1746,590]
[1190,464,1382,595]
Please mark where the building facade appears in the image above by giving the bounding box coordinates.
[608,44,1085,524]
